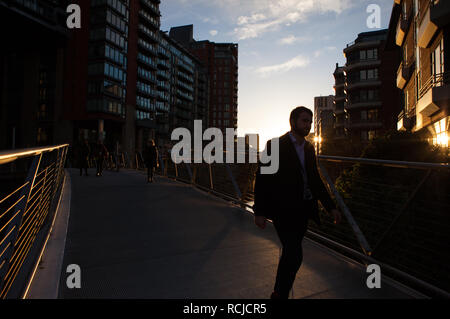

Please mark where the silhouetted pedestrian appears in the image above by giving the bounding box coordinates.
[95,140,108,177]
[143,139,158,183]
[78,139,90,176]
[254,106,342,299]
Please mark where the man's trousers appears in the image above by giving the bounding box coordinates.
[272,201,311,298]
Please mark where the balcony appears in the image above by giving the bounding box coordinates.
[345,79,381,91]
[345,119,383,129]
[345,59,381,71]
[334,95,345,102]
[343,40,381,55]
[139,10,160,30]
[396,61,415,89]
[333,83,345,90]
[417,4,438,48]
[140,0,160,16]
[346,101,382,110]
[417,72,450,127]
[430,0,450,28]
[397,19,405,46]
[397,110,413,131]
[136,118,156,129]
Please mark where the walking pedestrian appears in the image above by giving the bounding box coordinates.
[95,140,108,177]
[143,139,158,183]
[253,106,342,299]
[78,139,90,176]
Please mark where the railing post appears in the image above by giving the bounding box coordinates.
[0,153,42,295]
[175,162,178,179]
[158,152,165,175]
[208,163,214,191]
[318,162,373,256]
[184,162,193,183]
[225,163,242,200]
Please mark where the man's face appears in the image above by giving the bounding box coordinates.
[293,112,312,137]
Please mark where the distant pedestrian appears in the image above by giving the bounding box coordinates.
[78,139,90,176]
[95,140,108,177]
[143,139,158,183]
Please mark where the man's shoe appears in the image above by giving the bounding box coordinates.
[270,291,287,299]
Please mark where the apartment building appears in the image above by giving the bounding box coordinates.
[392,0,449,148]
[341,29,400,152]
[333,64,347,141]
[314,95,335,142]
[169,25,238,133]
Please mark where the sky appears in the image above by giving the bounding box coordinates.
[160,0,395,146]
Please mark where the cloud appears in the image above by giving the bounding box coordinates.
[279,35,310,45]
[202,17,220,24]
[256,55,310,77]
[209,30,218,36]
[233,0,352,40]
[313,46,337,57]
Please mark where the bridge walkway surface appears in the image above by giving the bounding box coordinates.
[29,168,422,299]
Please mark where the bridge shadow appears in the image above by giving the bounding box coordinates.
[58,168,417,299]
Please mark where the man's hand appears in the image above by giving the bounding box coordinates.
[254,216,266,229]
[330,209,342,225]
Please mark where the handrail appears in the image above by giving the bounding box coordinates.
[318,155,449,170]
[0,144,69,164]
[0,144,68,298]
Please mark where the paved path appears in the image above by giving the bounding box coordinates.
[58,168,418,298]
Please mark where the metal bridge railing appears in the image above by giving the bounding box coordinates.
[135,150,449,298]
[0,144,68,299]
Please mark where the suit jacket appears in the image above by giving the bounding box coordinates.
[253,132,336,226]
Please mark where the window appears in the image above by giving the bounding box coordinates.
[361,110,367,120]
[431,38,445,78]
[360,70,367,80]
[368,109,378,120]
[361,131,368,141]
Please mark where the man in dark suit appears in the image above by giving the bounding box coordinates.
[253,106,342,299]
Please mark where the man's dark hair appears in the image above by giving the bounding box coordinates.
[289,106,313,128]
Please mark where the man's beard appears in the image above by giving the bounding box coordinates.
[293,126,308,137]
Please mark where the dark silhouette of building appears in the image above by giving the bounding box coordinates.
[169,25,238,133]
[335,29,400,155]
[0,0,69,150]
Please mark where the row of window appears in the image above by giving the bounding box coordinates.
[136,110,152,120]
[212,112,232,119]
[107,9,128,33]
[88,80,125,99]
[137,81,155,96]
[137,67,157,82]
[88,63,126,83]
[360,68,379,80]
[137,95,155,110]
[139,10,159,27]
[351,89,380,103]
[90,27,126,50]
[138,52,157,67]
[91,0,128,18]
[211,119,232,126]
[360,48,378,60]
[87,98,124,116]
[105,44,126,66]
